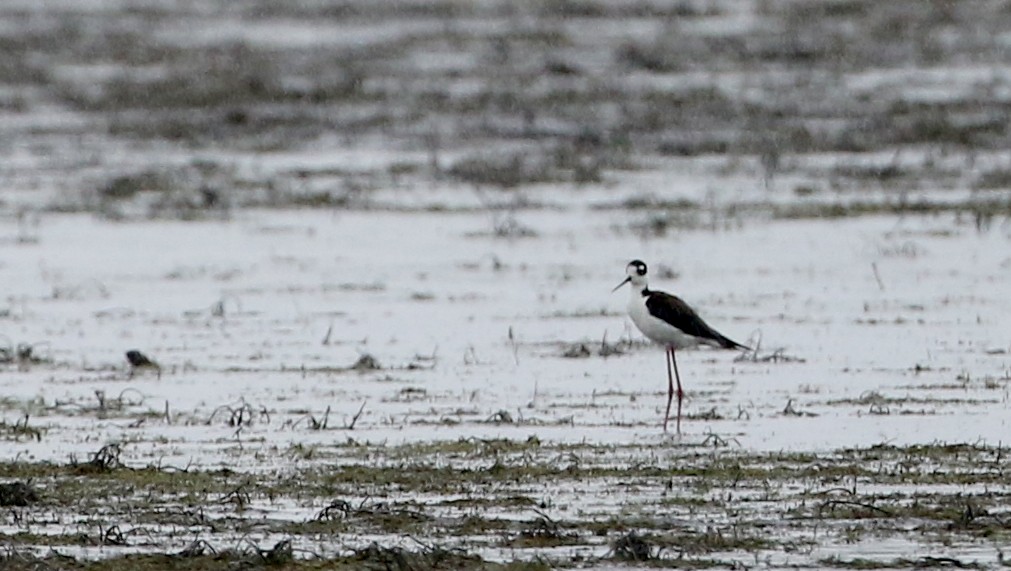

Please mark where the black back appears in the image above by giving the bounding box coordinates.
[645,291,746,350]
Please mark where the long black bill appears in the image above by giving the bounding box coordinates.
[611,276,631,292]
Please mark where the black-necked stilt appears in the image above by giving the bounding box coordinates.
[613,260,746,433]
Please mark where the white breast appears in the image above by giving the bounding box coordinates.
[627,290,701,349]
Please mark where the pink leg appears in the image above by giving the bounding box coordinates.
[663,347,673,431]
[670,347,684,433]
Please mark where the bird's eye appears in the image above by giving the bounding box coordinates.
[636,265,647,276]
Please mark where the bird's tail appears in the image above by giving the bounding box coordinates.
[718,335,749,351]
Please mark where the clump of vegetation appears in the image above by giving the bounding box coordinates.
[447,152,558,188]
[207,399,268,427]
[561,343,592,358]
[611,531,654,561]
[507,511,580,548]
[0,481,39,506]
[95,163,237,221]
[72,443,124,474]
[973,168,1011,190]
[0,342,49,369]
[99,171,172,200]
[353,542,522,571]
[0,415,43,442]
[351,354,382,371]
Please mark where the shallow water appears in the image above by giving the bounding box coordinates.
[3,209,1009,458]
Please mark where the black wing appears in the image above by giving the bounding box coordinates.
[645,291,746,350]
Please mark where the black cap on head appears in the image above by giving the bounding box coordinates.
[627,259,647,276]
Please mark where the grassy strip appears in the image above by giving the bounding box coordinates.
[1,441,1009,567]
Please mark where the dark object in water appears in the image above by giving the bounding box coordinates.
[126,350,157,368]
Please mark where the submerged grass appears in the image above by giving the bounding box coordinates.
[1,440,1008,567]
[0,544,553,571]
[7,0,1011,217]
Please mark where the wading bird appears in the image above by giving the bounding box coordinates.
[613,260,746,433]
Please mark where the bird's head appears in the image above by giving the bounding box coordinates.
[612,259,648,292]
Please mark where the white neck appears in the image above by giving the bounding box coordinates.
[627,277,648,299]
